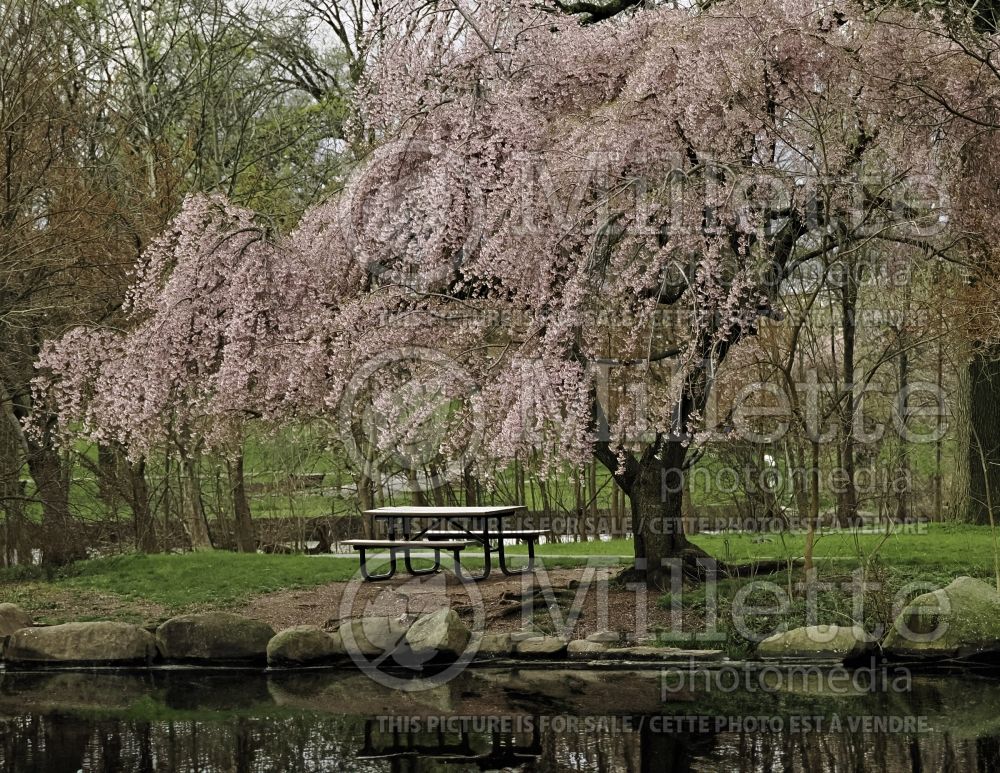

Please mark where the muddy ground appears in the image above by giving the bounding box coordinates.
[241,567,681,641]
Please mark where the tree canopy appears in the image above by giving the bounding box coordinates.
[37,0,999,580]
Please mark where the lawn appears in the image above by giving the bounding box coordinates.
[693,522,1000,572]
[1,553,359,625]
[3,523,997,630]
[508,522,1000,578]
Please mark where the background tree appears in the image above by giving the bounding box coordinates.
[1,0,350,562]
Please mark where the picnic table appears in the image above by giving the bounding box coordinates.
[342,505,547,582]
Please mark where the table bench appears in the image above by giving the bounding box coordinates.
[355,506,537,581]
[419,529,548,573]
[342,539,476,581]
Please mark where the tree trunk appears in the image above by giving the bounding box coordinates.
[406,467,426,505]
[428,464,446,506]
[181,455,213,550]
[128,457,158,553]
[227,452,256,552]
[0,410,27,566]
[463,466,479,506]
[629,442,693,586]
[804,439,821,575]
[587,462,598,523]
[836,274,860,527]
[97,444,121,520]
[952,346,971,520]
[357,471,375,537]
[596,437,705,588]
[968,345,1000,524]
[895,343,911,521]
[514,456,526,506]
[934,331,945,520]
[592,348,719,585]
[789,439,811,527]
[24,432,83,565]
[98,443,158,553]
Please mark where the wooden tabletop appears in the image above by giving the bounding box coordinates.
[364,505,526,518]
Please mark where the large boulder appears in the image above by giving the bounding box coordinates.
[4,622,158,666]
[514,636,567,658]
[567,639,608,659]
[758,624,874,662]
[0,603,33,636]
[883,576,1000,659]
[157,612,275,663]
[476,633,513,658]
[267,625,343,667]
[338,617,408,658]
[404,609,470,660]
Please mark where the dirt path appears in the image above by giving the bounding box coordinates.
[241,567,679,641]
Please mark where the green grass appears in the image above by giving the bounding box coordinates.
[58,552,362,607]
[690,522,1000,575]
[0,548,589,625]
[505,538,633,557]
[5,523,998,632]
[509,523,1000,575]
[0,553,362,624]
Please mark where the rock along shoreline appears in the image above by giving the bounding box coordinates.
[3,576,999,674]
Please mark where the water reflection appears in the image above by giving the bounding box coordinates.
[357,721,542,770]
[0,668,998,772]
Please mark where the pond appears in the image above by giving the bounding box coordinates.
[1,665,998,771]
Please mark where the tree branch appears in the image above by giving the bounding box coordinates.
[552,0,644,24]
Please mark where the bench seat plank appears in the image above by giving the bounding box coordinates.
[342,539,476,549]
[342,538,476,582]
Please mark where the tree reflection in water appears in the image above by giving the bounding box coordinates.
[2,669,1000,771]
[1,712,999,772]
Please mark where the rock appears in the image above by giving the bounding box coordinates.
[514,636,567,657]
[567,640,608,659]
[757,625,874,662]
[883,576,1000,659]
[5,622,158,666]
[405,609,470,660]
[476,633,513,658]
[157,613,275,663]
[510,629,543,642]
[586,630,620,644]
[338,617,408,658]
[267,625,343,666]
[603,646,724,662]
[0,603,32,636]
